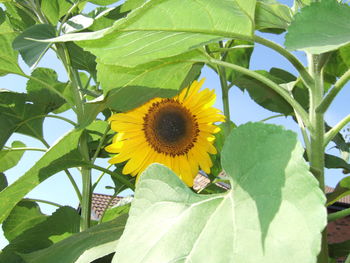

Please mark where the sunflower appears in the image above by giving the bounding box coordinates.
[105,79,225,187]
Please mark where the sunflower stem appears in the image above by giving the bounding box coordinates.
[217,41,232,137]
[306,54,328,263]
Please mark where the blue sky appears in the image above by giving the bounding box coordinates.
[1,0,349,249]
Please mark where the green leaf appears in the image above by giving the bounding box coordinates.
[234,69,301,115]
[326,176,350,206]
[285,0,350,54]
[0,7,5,26]
[102,198,132,222]
[3,3,36,31]
[27,68,67,113]
[41,0,72,25]
[0,172,8,191]
[21,214,128,263]
[0,206,80,263]
[339,43,350,67]
[114,122,326,263]
[79,0,255,67]
[255,0,292,34]
[66,42,97,80]
[13,24,56,68]
[2,200,47,242]
[0,129,84,224]
[224,41,254,84]
[329,240,350,258]
[0,17,24,76]
[0,90,45,148]
[325,154,350,175]
[99,51,204,111]
[0,141,26,173]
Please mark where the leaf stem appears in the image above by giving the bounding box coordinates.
[328,207,350,222]
[259,114,285,122]
[253,35,314,88]
[2,147,47,152]
[24,198,62,208]
[317,68,350,113]
[64,169,82,203]
[217,41,231,136]
[91,125,110,164]
[15,114,77,130]
[201,57,311,129]
[208,45,254,53]
[324,114,350,147]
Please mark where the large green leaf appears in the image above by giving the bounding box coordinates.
[79,0,256,67]
[326,176,350,206]
[114,122,326,263]
[2,200,47,242]
[285,0,350,54]
[0,206,80,263]
[26,68,67,113]
[0,16,24,76]
[255,0,292,34]
[0,129,84,224]
[98,51,204,111]
[0,141,26,173]
[0,90,45,148]
[41,0,72,25]
[21,214,128,263]
[13,24,56,68]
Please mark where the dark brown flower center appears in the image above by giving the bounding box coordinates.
[143,99,199,156]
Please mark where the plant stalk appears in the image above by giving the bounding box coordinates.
[307,54,328,263]
[79,131,92,231]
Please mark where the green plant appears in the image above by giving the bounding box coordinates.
[0,0,349,262]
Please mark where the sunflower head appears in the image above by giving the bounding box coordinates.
[105,79,225,187]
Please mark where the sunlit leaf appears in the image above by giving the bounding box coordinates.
[0,129,84,224]
[99,51,204,111]
[41,0,72,25]
[2,200,47,242]
[255,0,292,34]
[21,214,128,263]
[62,14,94,33]
[0,141,26,173]
[0,206,80,263]
[13,24,56,68]
[285,0,350,54]
[79,0,256,67]
[114,122,326,263]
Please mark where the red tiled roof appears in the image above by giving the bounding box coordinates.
[91,193,123,219]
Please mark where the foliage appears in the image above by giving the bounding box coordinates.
[0,0,349,262]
